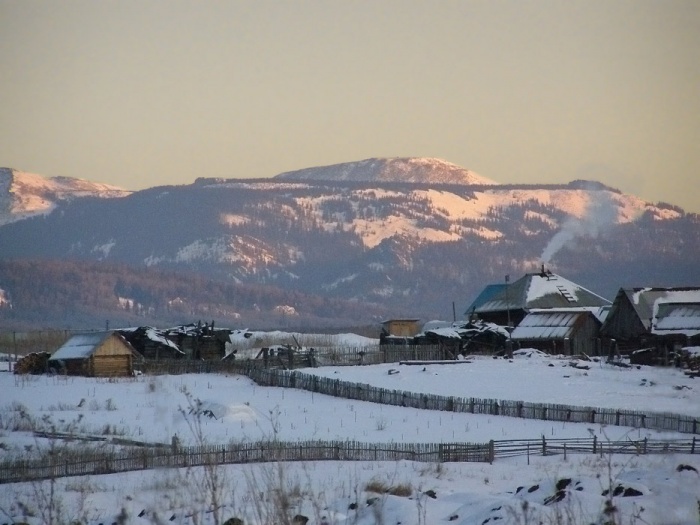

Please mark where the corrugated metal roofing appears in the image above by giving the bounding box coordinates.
[653,303,700,335]
[511,310,584,340]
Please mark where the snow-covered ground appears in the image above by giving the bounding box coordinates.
[0,348,699,524]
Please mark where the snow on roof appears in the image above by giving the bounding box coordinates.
[525,272,609,305]
[422,320,510,340]
[143,328,180,350]
[511,310,586,340]
[652,303,700,336]
[50,332,113,360]
[623,288,700,331]
[421,320,453,332]
[473,272,610,313]
[424,327,463,339]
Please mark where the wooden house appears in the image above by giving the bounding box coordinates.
[601,287,700,354]
[48,331,142,377]
[465,267,611,326]
[510,309,603,356]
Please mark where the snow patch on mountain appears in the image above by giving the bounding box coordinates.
[0,167,130,226]
[0,288,10,308]
[220,213,250,227]
[297,185,666,249]
[92,240,116,258]
[322,273,359,291]
[276,157,498,186]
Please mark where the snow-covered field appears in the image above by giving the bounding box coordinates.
[1,348,699,524]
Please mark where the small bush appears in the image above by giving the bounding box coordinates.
[364,479,412,497]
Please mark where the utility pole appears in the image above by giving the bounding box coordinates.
[505,275,513,358]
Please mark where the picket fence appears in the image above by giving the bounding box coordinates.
[2,436,697,484]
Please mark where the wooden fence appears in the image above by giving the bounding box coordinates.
[0,439,489,484]
[135,345,449,374]
[1,436,697,485]
[313,345,450,366]
[136,361,700,436]
[244,368,700,435]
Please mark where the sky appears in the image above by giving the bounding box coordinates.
[1,0,699,213]
[2,344,700,523]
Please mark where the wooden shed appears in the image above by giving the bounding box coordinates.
[510,309,602,356]
[381,319,421,337]
[49,331,141,377]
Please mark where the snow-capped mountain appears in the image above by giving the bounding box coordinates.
[0,159,697,328]
[0,167,130,226]
[276,157,497,185]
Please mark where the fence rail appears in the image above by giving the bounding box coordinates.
[1,435,696,485]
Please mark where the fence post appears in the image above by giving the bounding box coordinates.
[692,437,696,454]
[616,411,620,426]
[643,437,648,454]
[593,435,597,454]
[488,440,495,464]
[517,402,523,418]
[590,410,596,424]
[542,436,546,456]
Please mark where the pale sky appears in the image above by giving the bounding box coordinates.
[1,0,699,212]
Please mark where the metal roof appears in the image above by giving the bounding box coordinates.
[652,302,700,336]
[511,310,588,340]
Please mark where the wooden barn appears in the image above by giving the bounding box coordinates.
[48,332,142,377]
[510,309,603,356]
[601,287,700,354]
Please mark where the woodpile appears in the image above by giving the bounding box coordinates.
[14,352,51,375]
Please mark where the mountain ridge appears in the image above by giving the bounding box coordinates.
[0,159,697,329]
[275,157,497,186]
[0,167,130,226]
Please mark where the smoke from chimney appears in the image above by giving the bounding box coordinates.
[540,185,618,264]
